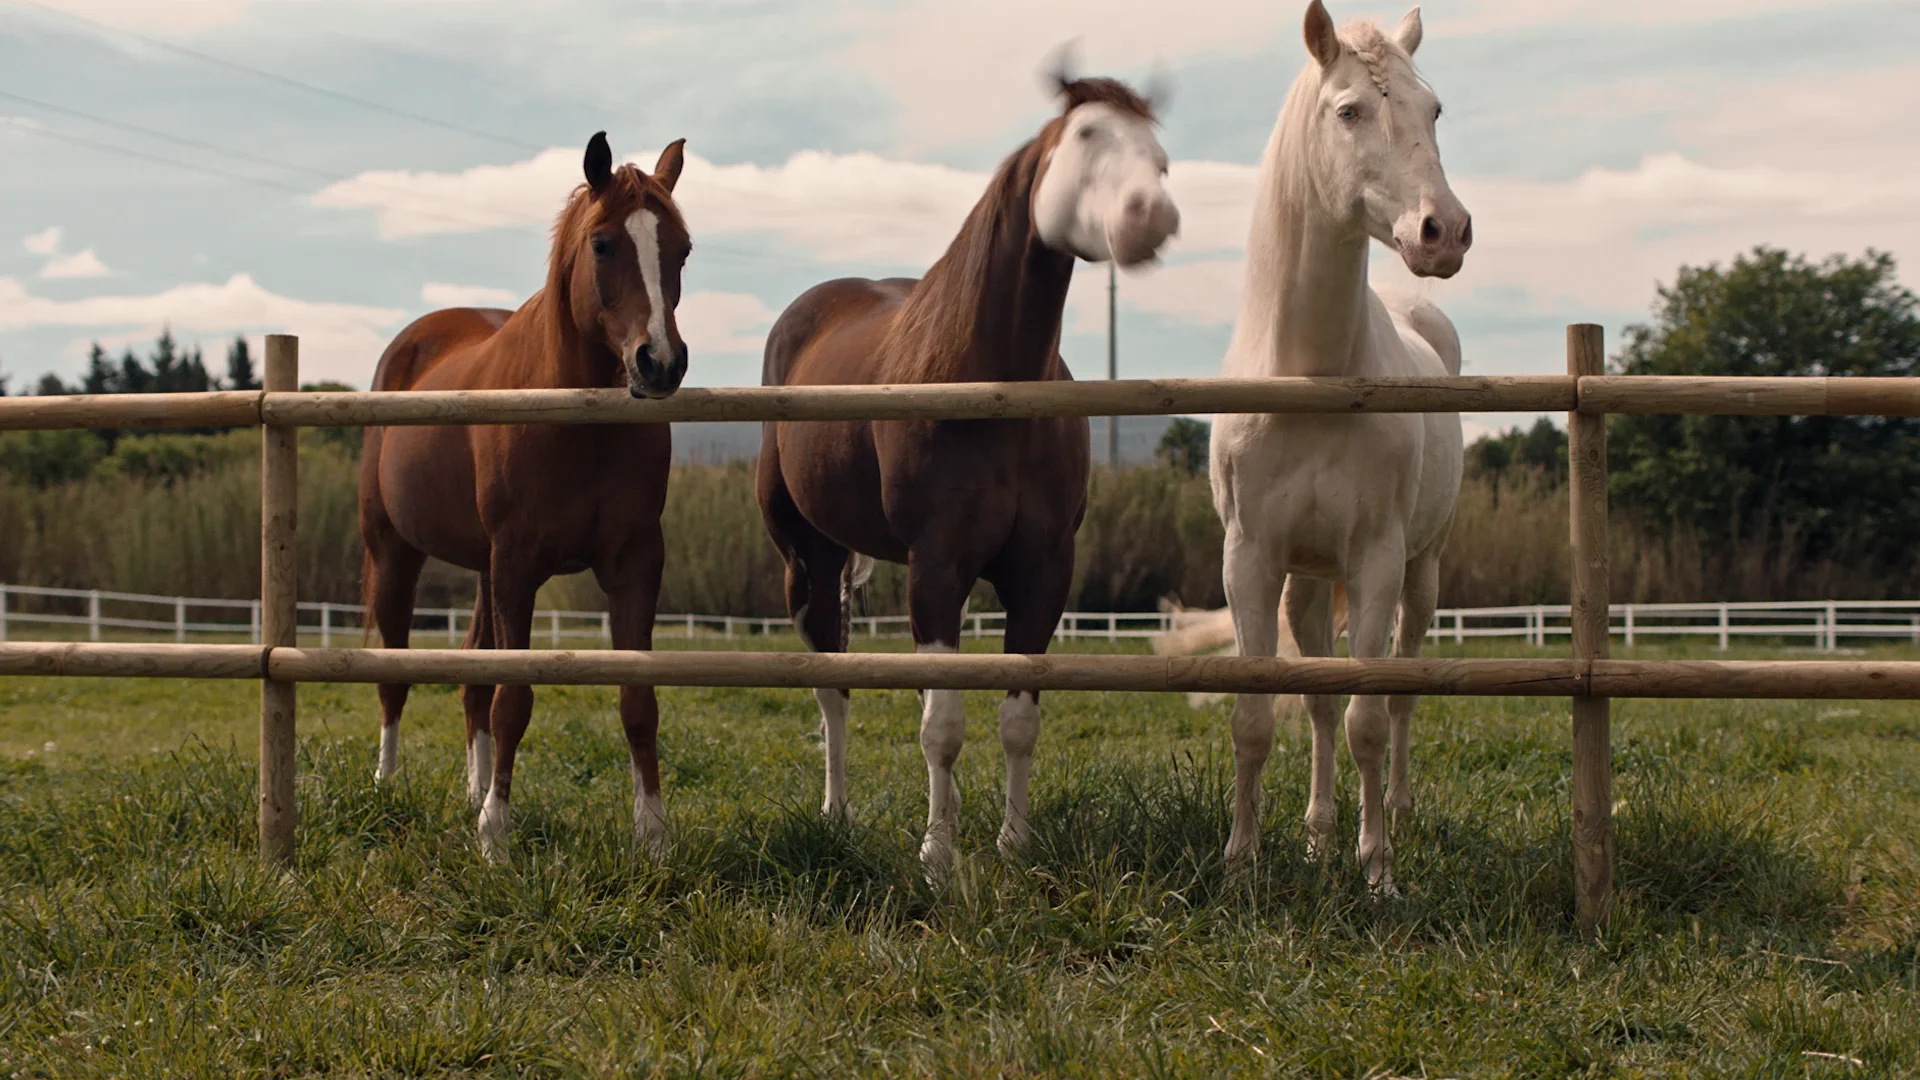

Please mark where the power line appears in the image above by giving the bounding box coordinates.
[1,118,314,196]
[0,86,556,236]
[8,0,543,153]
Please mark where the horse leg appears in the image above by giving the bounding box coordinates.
[477,562,540,863]
[907,550,973,879]
[598,534,668,855]
[1221,526,1283,863]
[1388,551,1440,825]
[1284,574,1340,862]
[761,471,855,819]
[986,542,1073,860]
[366,540,425,785]
[1343,546,1408,893]
[462,582,496,809]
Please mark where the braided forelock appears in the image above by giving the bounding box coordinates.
[1339,20,1396,98]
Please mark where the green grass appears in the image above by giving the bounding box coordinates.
[1,638,1916,1077]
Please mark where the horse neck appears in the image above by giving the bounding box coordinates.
[1225,110,1376,378]
[960,232,1075,382]
[895,141,1076,383]
[499,277,622,390]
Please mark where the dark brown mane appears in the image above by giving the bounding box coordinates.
[880,132,1052,381]
[880,76,1156,381]
[1057,76,1155,122]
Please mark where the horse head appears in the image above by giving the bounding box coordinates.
[1031,53,1181,268]
[572,131,693,398]
[1299,1,1470,278]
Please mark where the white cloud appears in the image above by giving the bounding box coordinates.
[0,274,406,385]
[420,282,519,308]
[835,0,1280,147]
[315,147,991,266]
[315,145,1262,270]
[21,0,253,33]
[677,291,776,355]
[22,227,62,257]
[1434,0,1847,34]
[21,0,489,34]
[39,249,111,280]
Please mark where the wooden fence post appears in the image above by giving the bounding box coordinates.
[1568,323,1612,933]
[260,334,299,865]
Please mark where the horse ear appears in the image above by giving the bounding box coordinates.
[653,138,686,193]
[584,131,613,194]
[1394,6,1423,55]
[1040,39,1079,100]
[1144,58,1173,115]
[1304,0,1340,68]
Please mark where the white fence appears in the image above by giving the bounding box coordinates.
[3,583,1917,651]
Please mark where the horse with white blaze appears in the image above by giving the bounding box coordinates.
[757,58,1180,878]
[1210,1,1471,893]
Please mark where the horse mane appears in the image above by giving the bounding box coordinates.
[1227,18,1415,375]
[882,78,1155,381]
[544,164,686,304]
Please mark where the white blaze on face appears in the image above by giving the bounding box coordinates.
[624,208,668,357]
[1033,101,1177,266]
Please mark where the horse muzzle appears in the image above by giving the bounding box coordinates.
[627,342,688,400]
[1108,188,1180,269]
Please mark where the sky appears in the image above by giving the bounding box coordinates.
[2,0,1916,439]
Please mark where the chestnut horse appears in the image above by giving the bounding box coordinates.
[757,67,1180,876]
[360,132,693,860]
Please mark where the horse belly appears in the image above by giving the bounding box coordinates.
[779,421,903,560]
[378,426,490,570]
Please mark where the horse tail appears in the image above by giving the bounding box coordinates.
[837,554,874,652]
[359,548,381,647]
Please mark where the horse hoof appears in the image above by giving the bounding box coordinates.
[995,827,1029,862]
[477,796,510,864]
[821,799,849,823]
[920,835,954,884]
[1369,877,1403,901]
[1223,836,1258,864]
[634,826,668,860]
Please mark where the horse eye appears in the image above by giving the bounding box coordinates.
[1337,104,1359,122]
[590,235,613,258]
[1434,103,1443,121]
[1078,126,1097,141]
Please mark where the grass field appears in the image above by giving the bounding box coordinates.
[1,637,1916,1077]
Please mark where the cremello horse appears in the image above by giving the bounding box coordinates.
[1211,1,1469,892]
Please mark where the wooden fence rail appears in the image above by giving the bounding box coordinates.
[3,326,1917,934]
[6,374,1920,433]
[5,643,1920,699]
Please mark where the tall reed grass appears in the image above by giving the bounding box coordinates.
[0,439,1896,616]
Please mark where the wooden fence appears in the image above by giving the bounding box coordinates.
[3,326,1918,932]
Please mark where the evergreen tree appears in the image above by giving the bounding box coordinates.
[226,336,259,391]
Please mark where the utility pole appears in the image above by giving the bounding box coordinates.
[1107,261,1118,468]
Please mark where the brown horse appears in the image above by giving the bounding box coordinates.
[360,132,692,860]
[756,67,1181,876]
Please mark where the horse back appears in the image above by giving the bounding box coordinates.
[761,278,914,388]
[369,308,512,392]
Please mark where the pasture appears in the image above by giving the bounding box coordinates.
[2,636,1916,1077]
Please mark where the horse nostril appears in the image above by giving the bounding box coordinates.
[1126,191,1149,219]
[1420,216,1442,246]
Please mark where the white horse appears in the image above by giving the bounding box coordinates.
[1210,1,1470,892]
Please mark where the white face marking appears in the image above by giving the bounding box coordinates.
[624,209,668,355]
[1032,102,1178,266]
